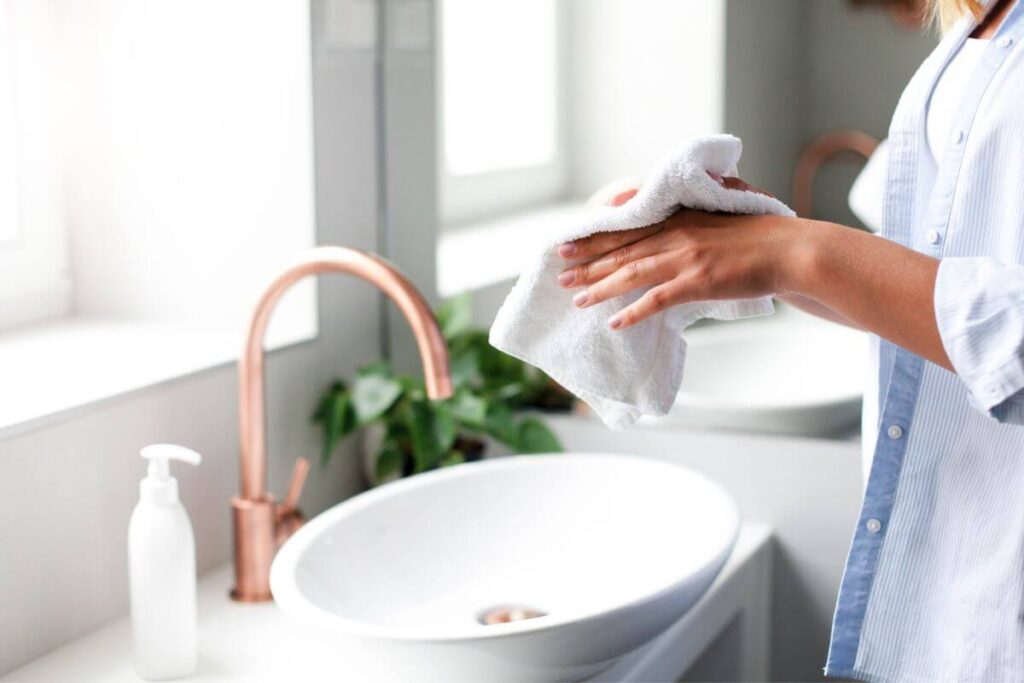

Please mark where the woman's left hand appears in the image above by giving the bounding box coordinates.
[557,209,809,331]
[564,174,953,371]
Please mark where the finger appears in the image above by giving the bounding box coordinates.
[558,225,661,260]
[707,171,775,198]
[558,231,669,288]
[608,277,698,331]
[586,176,642,207]
[609,188,638,207]
[572,252,679,309]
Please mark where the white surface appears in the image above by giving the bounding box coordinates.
[849,139,888,234]
[545,415,863,682]
[437,203,586,296]
[600,523,772,682]
[0,318,314,440]
[655,309,867,437]
[4,524,771,683]
[270,454,740,682]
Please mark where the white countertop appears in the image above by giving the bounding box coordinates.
[4,525,772,683]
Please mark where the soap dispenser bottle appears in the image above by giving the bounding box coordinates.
[128,444,201,681]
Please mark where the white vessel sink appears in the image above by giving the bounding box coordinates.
[662,311,867,437]
[270,453,739,682]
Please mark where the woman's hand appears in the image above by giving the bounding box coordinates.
[561,176,953,371]
[558,177,811,330]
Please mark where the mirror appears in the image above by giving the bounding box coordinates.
[377,0,936,439]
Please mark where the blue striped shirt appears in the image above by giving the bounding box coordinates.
[826,3,1024,682]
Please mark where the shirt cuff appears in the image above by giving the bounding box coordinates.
[935,257,1024,418]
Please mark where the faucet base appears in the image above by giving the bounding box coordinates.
[229,587,273,603]
[230,495,278,602]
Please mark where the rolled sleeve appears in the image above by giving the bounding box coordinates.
[935,257,1024,423]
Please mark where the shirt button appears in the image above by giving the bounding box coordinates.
[954,129,966,144]
[927,230,941,245]
[887,424,903,440]
[997,36,1013,48]
[867,518,882,533]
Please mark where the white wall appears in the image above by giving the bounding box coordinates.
[801,0,935,226]
[380,0,443,374]
[0,1,383,673]
[722,0,804,203]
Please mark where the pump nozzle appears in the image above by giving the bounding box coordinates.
[141,444,202,479]
[138,445,202,506]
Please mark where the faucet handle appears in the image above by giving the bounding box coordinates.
[279,456,309,516]
[274,457,309,547]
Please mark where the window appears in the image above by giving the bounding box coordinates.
[0,0,316,430]
[0,8,15,242]
[0,0,314,339]
[438,0,565,225]
[0,8,17,244]
[0,1,72,329]
[434,0,727,295]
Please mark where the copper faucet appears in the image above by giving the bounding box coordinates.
[792,129,880,219]
[230,246,453,602]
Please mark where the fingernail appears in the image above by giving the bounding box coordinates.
[573,291,589,307]
[558,271,575,287]
[609,315,623,330]
[558,243,577,258]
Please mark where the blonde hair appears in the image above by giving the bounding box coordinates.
[931,0,986,30]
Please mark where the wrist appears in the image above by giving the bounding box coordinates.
[774,217,827,296]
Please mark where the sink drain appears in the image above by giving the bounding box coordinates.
[478,605,547,625]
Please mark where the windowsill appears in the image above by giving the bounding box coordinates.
[0,316,316,441]
[437,201,588,296]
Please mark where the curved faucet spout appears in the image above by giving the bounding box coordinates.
[231,246,452,602]
[792,129,879,219]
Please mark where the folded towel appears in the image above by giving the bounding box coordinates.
[489,134,796,429]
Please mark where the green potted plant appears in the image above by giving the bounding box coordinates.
[312,295,574,484]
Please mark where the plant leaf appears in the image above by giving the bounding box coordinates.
[312,380,346,423]
[483,403,518,445]
[437,293,473,340]
[320,392,355,465]
[352,374,403,424]
[357,359,393,378]
[375,441,404,482]
[440,450,466,468]
[515,417,562,454]
[448,347,481,389]
[446,390,487,427]
[408,400,457,472]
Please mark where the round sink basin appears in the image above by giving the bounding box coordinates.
[661,313,867,437]
[270,453,739,682]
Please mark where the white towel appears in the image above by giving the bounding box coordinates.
[489,135,796,429]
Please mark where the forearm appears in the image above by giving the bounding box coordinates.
[782,219,953,371]
[776,292,862,329]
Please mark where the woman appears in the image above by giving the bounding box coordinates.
[558,0,1024,680]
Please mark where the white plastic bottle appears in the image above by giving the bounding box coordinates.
[128,444,201,681]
